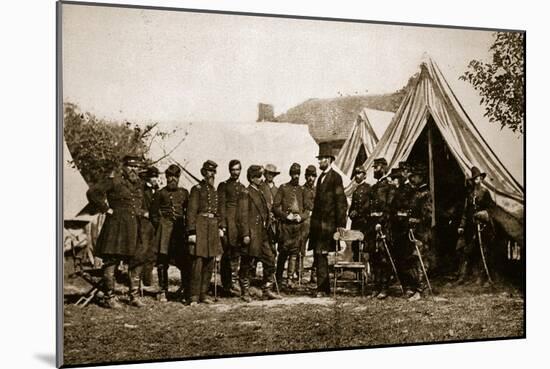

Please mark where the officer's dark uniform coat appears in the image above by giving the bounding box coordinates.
[217,178,246,248]
[237,185,272,259]
[87,170,145,258]
[186,180,223,258]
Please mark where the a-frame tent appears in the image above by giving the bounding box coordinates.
[361,57,524,252]
[334,108,392,178]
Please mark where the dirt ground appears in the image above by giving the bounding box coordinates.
[63,275,524,366]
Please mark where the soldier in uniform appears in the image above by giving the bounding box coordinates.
[86,155,147,308]
[237,165,282,302]
[456,166,495,286]
[139,166,159,288]
[367,157,395,299]
[186,160,224,305]
[217,159,246,297]
[348,166,370,262]
[274,163,309,289]
[300,165,317,283]
[310,144,348,297]
[389,165,416,297]
[149,164,190,303]
[408,163,434,300]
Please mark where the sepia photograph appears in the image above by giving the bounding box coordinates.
[58,1,525,367]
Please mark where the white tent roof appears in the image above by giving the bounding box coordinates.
[149,121,319,188]
[63,141,93,221]
[361,57,524,218]
[334,108,393,178]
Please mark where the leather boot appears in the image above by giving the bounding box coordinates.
[103,291,122,309]
[229,258,242,296]
[455,260,469,285]
[240,278,252,303]
[129,289,145,307]
[262,274,282,300]
[286,257,296,289]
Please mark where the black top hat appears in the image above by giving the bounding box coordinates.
[469,166,486,181]
[316,142,337,160]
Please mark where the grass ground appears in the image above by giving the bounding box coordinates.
[63,277,524,366]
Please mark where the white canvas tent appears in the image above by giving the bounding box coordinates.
[334,108,393,193]
[360,57,524,244]
[149,121,319,188]
[63,141,93,222]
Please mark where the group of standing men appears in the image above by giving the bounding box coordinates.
[86,144,495,308]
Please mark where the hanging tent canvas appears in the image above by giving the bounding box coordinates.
[360,57,524,273]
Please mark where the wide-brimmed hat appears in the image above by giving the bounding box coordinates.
[264,163,280,175]
[469,166,486,181]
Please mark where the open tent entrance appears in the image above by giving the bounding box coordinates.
[406,116,466,274]
[405,116,523,283]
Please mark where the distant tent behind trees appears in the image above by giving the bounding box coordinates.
[360,57,524,274]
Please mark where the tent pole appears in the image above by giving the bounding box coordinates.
[428,125,436,228]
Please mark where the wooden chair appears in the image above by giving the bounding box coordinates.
[332,229,368,297]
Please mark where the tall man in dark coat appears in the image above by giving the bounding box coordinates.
[237,165,281,302]
[456,166,495,286]
[309,145,348,297]
[86,155,147,308]
[367,157,395,299]
[186,160,224,305]
[149,164,190,303]
[217,159,246,296]
[348,166,370,262]
[274,163,309,289]
[139,166,159,288]
[299,165,317,282]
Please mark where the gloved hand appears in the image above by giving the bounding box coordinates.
[219,228,225,237]
[188,235,197,243]
[375,224,382,232]
[286,214,294,221]
[457,227,464,235]
[243,236,251,245]
[295,215,302,223]
[106,208,114,215]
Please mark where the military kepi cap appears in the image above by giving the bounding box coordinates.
[305,165,317,177]
[388,167,402,179]
[354,166,366,174]
[289,162,301,175]
[398,161,411,171]
[202,160,218,172]
[373,157,388,167]
[165,164,181,178]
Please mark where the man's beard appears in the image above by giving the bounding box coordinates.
[290,177,299,186]
[374,170,383,180]
[205,176,215,186]
[167,180,178,190]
